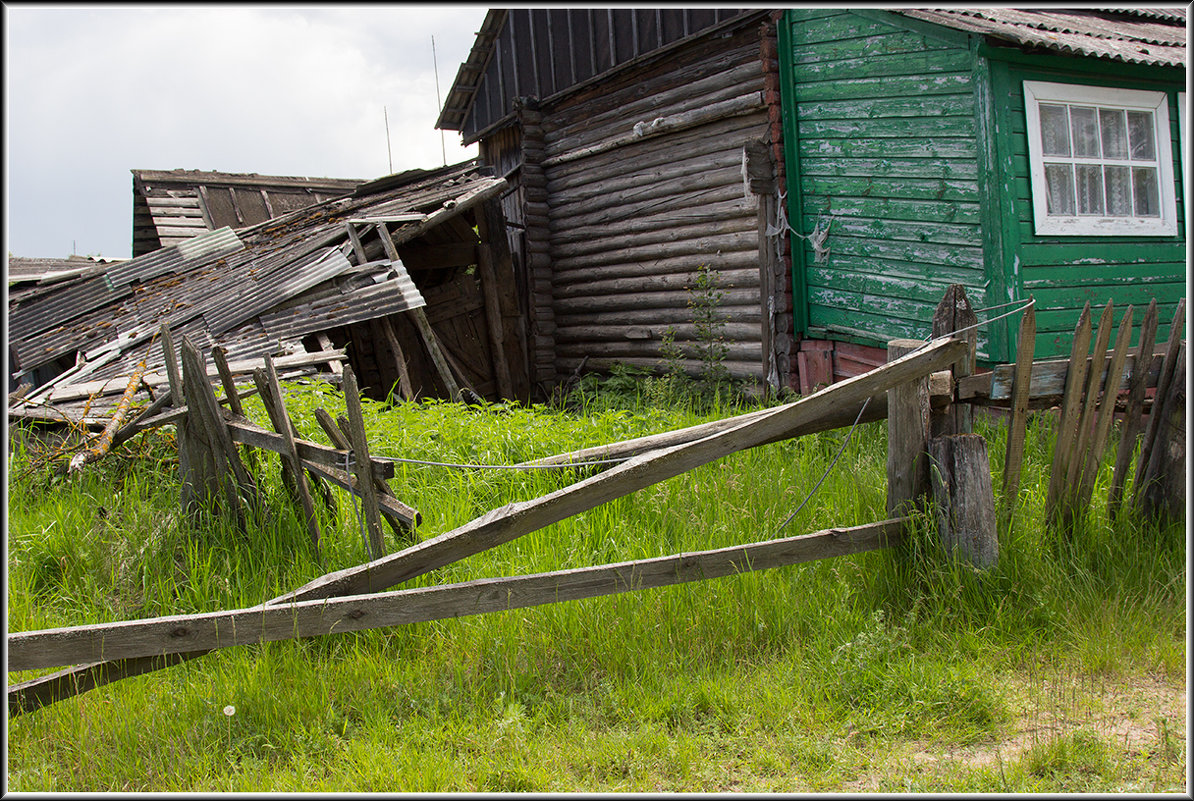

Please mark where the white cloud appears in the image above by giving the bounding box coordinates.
[4,4,485,258]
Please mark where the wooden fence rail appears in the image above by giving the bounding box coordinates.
[9,520,906,673]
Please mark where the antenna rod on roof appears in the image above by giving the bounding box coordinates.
[432,35,447,167]
[384,106,394,175]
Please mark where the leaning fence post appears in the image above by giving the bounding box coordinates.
[1108,298,1159,518]
[342,365,387,560]
[999,301,1035,525]
[886,338,931,517]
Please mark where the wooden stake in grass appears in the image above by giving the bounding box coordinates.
[886,338,930,517]
[1058,301,1115,531]
[929,434,998,568]
[1000,301,1036,524]
[1045,303,1092,528]
[1072,304,1133,521]
[313,406,417,539]
[1133,298,1185,501]
[256,355,322,558]
[1107,299,1158,519]
[342,364,387,560]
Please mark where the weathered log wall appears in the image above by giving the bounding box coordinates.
[529,24,778,388]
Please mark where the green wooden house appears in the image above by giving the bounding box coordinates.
[779,8,1186,369]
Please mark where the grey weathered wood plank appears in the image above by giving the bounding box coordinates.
[259,355,322,555]
[342,365,386,559]
[1133,298,1185,497]
[312,407,417,536]
[886,339,930,517]
[931,284,977,436]
[40,349,347,404]
[1136,342,1185,523]
[1000,303,1036,519]
[376,221,460,399]
[379,317,414,401]
[929,434,997,568]
[1108,299,1159,518]
[181,337,254,526]
[524,373,952,470]
[222,415,393,480]
[1045,303,1092,523]
[1074,305,1134,521]
[957,352,1164,405]
[269,338,965,604]
[477,243,514,398]
[1059,301,1115,530]
[300,460,419,530]
[8,519,906,673]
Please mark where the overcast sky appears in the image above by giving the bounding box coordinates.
[3,4,487,260]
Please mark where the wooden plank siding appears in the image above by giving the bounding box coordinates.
[781,10,993,359]
[988,59,1187,359]
[540,25,773,384]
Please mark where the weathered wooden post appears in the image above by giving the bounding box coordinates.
[928,434,999,568]
[924,285,998,567]
[1137,341,1186,525]
[931,284,978,437]
[886,339,931,517]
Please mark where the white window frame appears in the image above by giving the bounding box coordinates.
[1024,80,1177,236]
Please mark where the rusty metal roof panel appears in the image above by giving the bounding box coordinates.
[201,247,354,335]
[6,256,115,286]
[8,274,122,344]
[257,261,427,342]
[105,226,244,289]
[897,8,1186,67]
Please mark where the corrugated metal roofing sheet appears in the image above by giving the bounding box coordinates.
[106,226,243,289]
[897,8,1186,68]
[202,247,354,335]
[258,261,427,342]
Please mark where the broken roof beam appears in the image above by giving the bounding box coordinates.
[28,348,348,405]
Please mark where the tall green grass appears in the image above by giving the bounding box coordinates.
[5,377,1185,792]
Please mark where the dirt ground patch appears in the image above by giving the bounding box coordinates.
[848,672,1186,791]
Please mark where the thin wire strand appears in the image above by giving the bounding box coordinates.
[773,396,872,536]
[373,454,630,470]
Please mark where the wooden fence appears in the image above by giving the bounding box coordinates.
[7,287,1185,714]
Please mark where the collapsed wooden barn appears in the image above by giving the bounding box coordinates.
[437,8,1186,395]
[8,161,530,426]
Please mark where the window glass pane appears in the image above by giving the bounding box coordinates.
[1070,106,1100,157]
[1044,163,1075,215]
[1128,110,1156,160]
[1076,165,1104,214]
[1039,104,1071,156]
[1133,167,1159,216]
[1099,108,1128,159]
[1104,166,1131,216]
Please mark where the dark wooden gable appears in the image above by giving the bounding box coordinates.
[439,8,757,143]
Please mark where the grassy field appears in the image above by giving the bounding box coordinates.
[5,373,1186,792]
